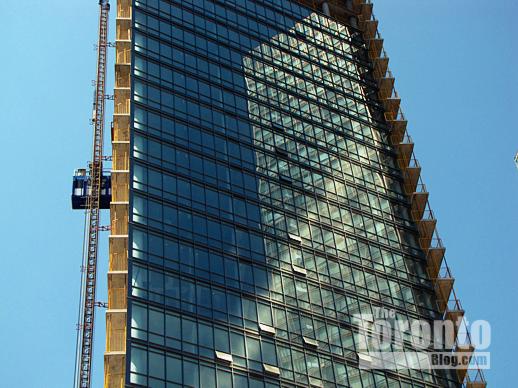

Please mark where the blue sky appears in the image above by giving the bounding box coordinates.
[0,0,515,387]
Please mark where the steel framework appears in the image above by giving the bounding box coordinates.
[73,1,110,387]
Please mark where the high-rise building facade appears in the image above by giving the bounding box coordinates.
[105,1,486,387]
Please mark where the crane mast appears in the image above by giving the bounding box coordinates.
[74,1,110,387]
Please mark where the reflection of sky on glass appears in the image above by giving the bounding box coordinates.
[236,10,453,381]
[242,12,423,260]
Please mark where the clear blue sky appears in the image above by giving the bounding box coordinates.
[0,0,515,387]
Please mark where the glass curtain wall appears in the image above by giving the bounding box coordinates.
[126,0,461,387]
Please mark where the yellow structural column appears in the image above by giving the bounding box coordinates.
[104,0,131,387]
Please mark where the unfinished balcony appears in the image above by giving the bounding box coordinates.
[435,266,454,314]
[444,297,464,339]
[402,156,421,195]
[426,236,445,280]
[360,18,378,40]
[418,220,437,251]
[373,49,389,80]
[360,2,373,22]
[378,69,395,100]
[465,370,487,388]
[377,70,406,145]
[417,206,437,251]
[320,0,357,21]
[383,92,401,122]
[410,183,429,221]
[396,133,414,169]
[467,381,487,388]
[455,341,475,383]
[368,34,384,60]
[384,107,407,145]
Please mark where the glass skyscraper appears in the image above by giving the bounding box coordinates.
[105,1,486,387]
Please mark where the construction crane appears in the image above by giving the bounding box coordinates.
[72,1,111,387]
